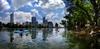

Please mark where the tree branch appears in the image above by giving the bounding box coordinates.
[75,3,90,17]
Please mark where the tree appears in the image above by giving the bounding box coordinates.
[89,0,100,26]
[55,23,58,28]
[61,20,67,28]
[62,0,100,30]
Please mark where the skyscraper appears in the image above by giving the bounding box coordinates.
[43,17,48,27]
[31,16,38,25]
[10,13,14,24]
[43,17,48,24]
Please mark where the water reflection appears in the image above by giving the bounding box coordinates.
[55,28,59,32]
[0,28,89,49]
[42,28,53,41]
[0,31,10,44]
[31,28,37,39]
[10,32,13,43]
[8,28,64,45]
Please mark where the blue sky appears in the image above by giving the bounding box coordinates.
[0,0,68,24]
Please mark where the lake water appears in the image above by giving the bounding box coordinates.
[0,28,89,49]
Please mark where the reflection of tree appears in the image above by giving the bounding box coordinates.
[31,28,37,39]
[47,28,53,34]
[55,28,59,33]
[66,32,89,49]
[42,28,53,41]
[62,28,67,38]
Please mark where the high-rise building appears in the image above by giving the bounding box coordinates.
[43,17,48,24]
[32,17,36,23]
[10,13,14,24]
[31,16,38,25]
[43,17,48,27]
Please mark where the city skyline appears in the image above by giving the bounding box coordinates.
[0,0,68,24]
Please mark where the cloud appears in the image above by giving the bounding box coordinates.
[14,11,32,24]
[12,0,32,10]
[41,0,65,9]
[31,9,39,16]
[30,0,65,23]
[35,0,43,7]
[27,0,65,9]
[46,12,54,20]
[18,5,33,12]
[0,0,10,11]
[0,12,10,23]
[0,11,33,24]
[27,2,33,7]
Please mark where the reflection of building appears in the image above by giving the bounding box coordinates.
[48,22,53,28]
[42,28,49,41]
[31,17,38,26]
[31,28,37,39]
[10,13,14,24]
[42,28,53,41]
[12,30,33,44]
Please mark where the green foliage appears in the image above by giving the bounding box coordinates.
[62,0,100,30]
[61,20,67,27]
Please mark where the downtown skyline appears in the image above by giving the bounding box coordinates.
[0,0,69,24]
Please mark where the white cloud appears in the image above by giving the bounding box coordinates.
[41,0,65,9]
[0,12,10,23]
[0,0,10,11]
[0,11,33,24]
[28,0,65,9]
[46,12,54,20]
[34,0,43,7]
[27,2,33,7]
[29,0,65,23]
[31,9,39,16]
[14,11,32,24]
[12,0,32,10]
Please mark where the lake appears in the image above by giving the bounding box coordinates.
[0,28,89,49]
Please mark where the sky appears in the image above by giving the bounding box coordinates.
[0,0,68,24]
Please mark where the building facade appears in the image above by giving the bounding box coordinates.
[43,17,48,27]
[31,16,38,26]
[10,13,14,24]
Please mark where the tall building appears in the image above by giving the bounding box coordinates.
[43,17,48,24]
[31,17,38,25]
[43,17,48,27]
[10,13,14,24]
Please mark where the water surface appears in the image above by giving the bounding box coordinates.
[0,28,88,49]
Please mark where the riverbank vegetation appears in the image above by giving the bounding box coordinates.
[62,0,100,30]
[61,0,100,49]
[0,22,60,29]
